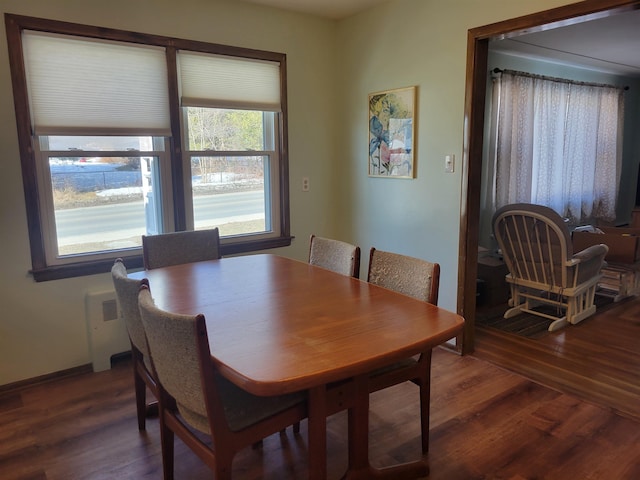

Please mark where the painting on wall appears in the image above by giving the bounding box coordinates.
[368,86,416,178]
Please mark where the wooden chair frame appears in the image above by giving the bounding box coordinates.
[366,247,440,454]
[137,285,307,480]
[111,258,158,430]
[492,203,608,331]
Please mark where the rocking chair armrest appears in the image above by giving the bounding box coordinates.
[571,243,609,264]
[569,243,609,286]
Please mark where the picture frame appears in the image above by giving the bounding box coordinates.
[368,86,416,178]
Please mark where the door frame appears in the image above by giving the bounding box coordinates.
[457,0,640,354]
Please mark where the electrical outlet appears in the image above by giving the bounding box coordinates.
[445,154,455,173]
[302,177,310,191]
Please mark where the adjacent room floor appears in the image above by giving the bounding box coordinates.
[474,294,640,422]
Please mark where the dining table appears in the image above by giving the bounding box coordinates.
[130,253,464,479]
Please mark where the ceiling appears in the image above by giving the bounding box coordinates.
[240,0,388,19]
[490,9,640,78]
[241,1,640,78]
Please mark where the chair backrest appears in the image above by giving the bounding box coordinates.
[138,284,307,466]
[137,285,211,425]
[111,258,150,359]
[492,203,572,288]
[142,228,221,270]
[308,234,361,278]
[367,248,440,304]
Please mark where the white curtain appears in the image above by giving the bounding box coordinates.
[492,71,624,224]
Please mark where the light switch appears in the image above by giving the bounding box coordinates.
[445,154,455,173]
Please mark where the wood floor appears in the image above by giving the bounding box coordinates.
[474,294,640,422]
[2,331,640,479]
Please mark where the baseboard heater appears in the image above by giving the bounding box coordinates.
[84,289,131,372]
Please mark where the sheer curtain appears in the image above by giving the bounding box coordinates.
[491,70,624,224]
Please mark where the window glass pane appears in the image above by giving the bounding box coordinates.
[191,156,267,236]
[43,136,160,152]
[50,155,160,256]
[186,107,265,151]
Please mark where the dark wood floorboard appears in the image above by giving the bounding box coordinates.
[474,294,640,422]
[2,344,640,479]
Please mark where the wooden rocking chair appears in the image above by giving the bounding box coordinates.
[492,203,608,331]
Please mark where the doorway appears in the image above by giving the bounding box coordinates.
[458,0,640,354]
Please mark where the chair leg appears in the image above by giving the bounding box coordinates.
[548,317,570,331]
[419,351,433,455]
[146,400,159,418]
[159,415,175,480]
[214,451,234,480]
[134,367,147,431]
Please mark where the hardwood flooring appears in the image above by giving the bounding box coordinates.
[2,341,640,479]
[474,294,640,422]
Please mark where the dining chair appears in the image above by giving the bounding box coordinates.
[137,284,307,480]
[366,247,440,454]
[111,258,158,431]
[288,234,361,435]
[142,228,221,270]
[308,234,361,278]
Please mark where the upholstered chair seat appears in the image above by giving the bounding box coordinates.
[365,247,441,454]
[177,374,305,434]
[137,285,307,480]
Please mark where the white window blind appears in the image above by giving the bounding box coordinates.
[22,31,171,136]
[178,51,281,111]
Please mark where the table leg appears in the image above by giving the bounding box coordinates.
[347,375,369,475]
[308,385,327,480]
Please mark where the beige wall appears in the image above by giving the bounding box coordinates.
[333,0,572,309]
[0,0,339,385]
[0,0,574,386]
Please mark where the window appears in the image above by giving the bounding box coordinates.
[6,14,291,281]
[184,108,276,237]
[38,136,168,260]
[489,69,624,225]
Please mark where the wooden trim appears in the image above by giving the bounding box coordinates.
[469,0,639,40]
[28,235,294,281]
[279,55,291,239]
[31,255,143,282]
[457,29,488,355]
[166,46,186,232]
[0,364,92,395]
[5,13,292,281]
[5,14,47,272]
[221,235,293,256]
[459,0,640,354]
[4,14,287,60]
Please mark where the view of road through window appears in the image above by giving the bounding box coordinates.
[52,158,265,255]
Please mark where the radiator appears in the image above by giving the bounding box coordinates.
[85,289,131,372]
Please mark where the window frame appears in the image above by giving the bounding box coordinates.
[34,141,174,265]
[5,14,292,281]
[181,108,281,239]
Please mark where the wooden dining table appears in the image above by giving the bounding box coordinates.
[130,253,464,479]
